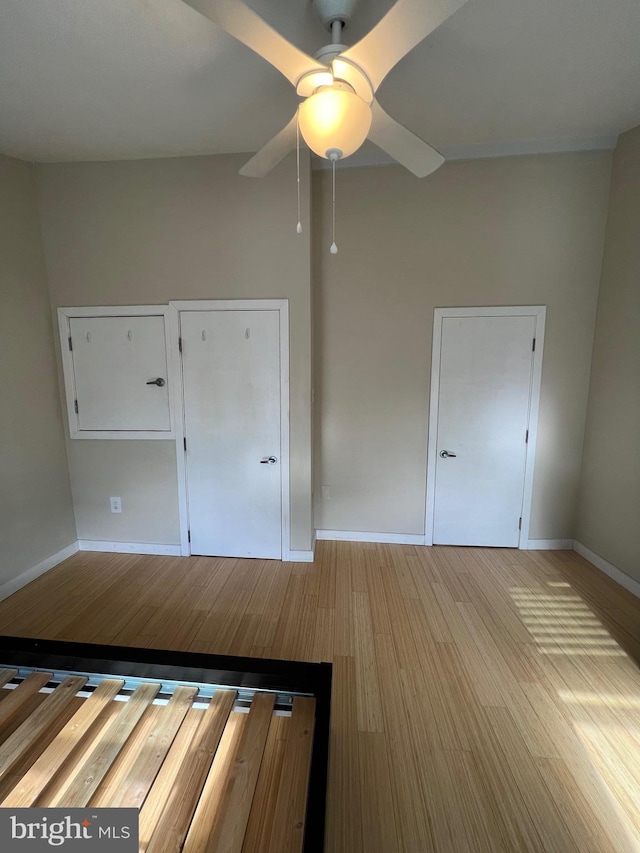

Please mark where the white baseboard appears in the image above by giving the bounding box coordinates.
[78,540,182,556]
[316,529,427,546]
[0,541,80,603]
[573,541,640,600]
[522,538,574,550]
[284,549,315,563]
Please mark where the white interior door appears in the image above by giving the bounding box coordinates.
[181,310,282,559]
[432,314,536,547]
[69,315,170,431]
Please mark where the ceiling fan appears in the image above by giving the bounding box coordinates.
[183,0,470,178]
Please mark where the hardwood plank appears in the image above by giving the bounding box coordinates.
[483,705,581,852]
[357,731,400,853]
[433,590,505,707]
[141,689,237,853]
[326,656,363,853]
[311,607,335,663]
[269,575,306,659]
[49,682,160,807]
[1,679,124,808]
[365,555,392,635]
[317,540,337,609]
[405,556,453,643]
[352,591,384,733]
[333,555,353,657]
[535,756,621,853]
[373,634,434,851]
[182,692,275,853]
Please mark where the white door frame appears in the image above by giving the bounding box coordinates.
[424,306,546,549]
[168,300,290,559]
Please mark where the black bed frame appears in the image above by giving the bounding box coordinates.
[0,635,332,853]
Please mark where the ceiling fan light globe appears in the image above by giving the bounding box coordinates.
[298,85,371,159]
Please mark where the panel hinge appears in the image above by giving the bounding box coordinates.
[532,338,536,352]
[74,399,79,414]
[183,436,187,452]
[187,529,191,543]
[525,429,529,443]
[518,517,522,530]
[178,337,183,354]
[68,336,73,351]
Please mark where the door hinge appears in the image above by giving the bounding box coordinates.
[532,338,536,352]
[525,429,529,443]
[68,336,73,351]
[518,517,522,530]
[74,399,79,414]
[187,529,191,543]
[178,337,182,354]
[183,436,187,451]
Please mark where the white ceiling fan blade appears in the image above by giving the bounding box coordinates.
[368,100,444,178]
[341,0,470,93]
[182,0,324,86]
[239,113,298,177]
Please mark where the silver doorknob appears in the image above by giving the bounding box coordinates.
[260,456,278,464]
[439,450,457,458]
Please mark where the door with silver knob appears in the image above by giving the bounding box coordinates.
[181,309,282,559]
[432,314,537,547]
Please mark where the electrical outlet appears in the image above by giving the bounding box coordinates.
[110,496,122,514]
[321,485,331,501]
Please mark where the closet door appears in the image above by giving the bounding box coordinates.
[181,310,282,559]
[432,314,535,547]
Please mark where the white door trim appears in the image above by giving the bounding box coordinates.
[424,305,546,549]
[168,300,290,560]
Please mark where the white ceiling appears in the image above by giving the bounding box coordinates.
[1,0,639,164]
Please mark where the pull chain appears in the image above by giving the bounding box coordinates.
[330,157,338,254]
[296,112,302,234]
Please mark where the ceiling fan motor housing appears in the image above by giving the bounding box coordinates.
[313,0,359,29]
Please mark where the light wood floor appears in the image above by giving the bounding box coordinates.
[1,542,640,852]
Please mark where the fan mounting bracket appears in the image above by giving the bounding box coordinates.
[313,0,360,30]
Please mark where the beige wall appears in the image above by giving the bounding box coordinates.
[37,153,313,551]
[313,152,612,539]
[576,128,640,580]
[0,155,76,586]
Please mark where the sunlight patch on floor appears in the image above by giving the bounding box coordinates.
[510,578,640,849]
[510,586,628,658]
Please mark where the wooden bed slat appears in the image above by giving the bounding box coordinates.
[182,692,276,853]
[242,714,290,852]
[142,688,237,853]
[49,681,160,807]
[0,672,52,733]
[0,670,18,690]
[1,678,125,808]
[267,696,316,853]
[96,685,197,809]
[0,675,87,783]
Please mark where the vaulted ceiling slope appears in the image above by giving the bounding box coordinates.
[1,0,639,163]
